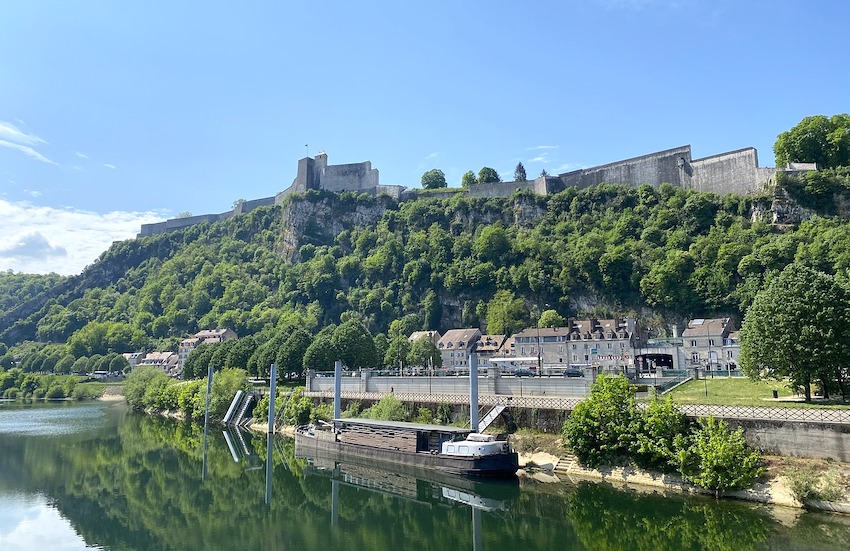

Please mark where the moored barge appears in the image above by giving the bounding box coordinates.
[295,418,519,477]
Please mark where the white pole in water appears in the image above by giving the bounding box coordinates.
[333,360,342,420]
[268,363,277,433]
[469,353,479,432]
[204,365,213,426]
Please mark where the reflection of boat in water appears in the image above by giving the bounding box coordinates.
[295,418,519,477]
[296,443,519,511]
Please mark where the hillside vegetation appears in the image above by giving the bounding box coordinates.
[4,179,850,377]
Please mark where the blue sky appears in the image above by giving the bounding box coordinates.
[1,0,848,275]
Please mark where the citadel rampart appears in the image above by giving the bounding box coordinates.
[139,145,802,237]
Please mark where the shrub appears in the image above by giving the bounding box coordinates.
[4,388,19,399]
[675,416,764,497]
[363,394,409,422]
[786,465,845,502]
[413,406,434,424]
[253,394,269,422]
[72,385,97,400]
[633,395,690,472]
[283,387,313,425]
[45,386,66,400]
[177,381,204,420]
[341,401,362,418]
[311,402,334,423]
[563,374,639,467]
[125,367,170,409]
[209,368,248,420]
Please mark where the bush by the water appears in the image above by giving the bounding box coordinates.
[124,366,248,422]
[563,374,764,495]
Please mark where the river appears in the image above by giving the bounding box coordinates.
[0,400,848,550]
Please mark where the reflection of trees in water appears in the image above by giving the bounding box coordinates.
[567,482,772,551]
[6,408,850,551]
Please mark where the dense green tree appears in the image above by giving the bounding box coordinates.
[538,309,566,328]
[54,355,76,374]
[331,318,378,369]
[473,225,510,263]
[302,334,339,372]
[407,336,441,369]
[774,114,850,169]
[420,168,447,189]
[740,263,850,401]
[675,416,764,497]
[563,374,639,467]
[276,328,311,378]
[485,290,527,335]
[514,162,527,182]
[460,170,477,188]
[477,166,501,184]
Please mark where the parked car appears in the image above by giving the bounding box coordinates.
[513,369,534,377]
[563,368,585,378]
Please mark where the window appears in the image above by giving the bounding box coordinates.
[557,345,563,353]
[607,343,612,349]
[709,339,715,347]
[691,340,697,347]
[572,344,577,350]
[572,354,578,361]
[691,352,699,362]
[727,350,733,359]
[584,355,589,361]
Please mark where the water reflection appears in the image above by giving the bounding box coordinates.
[0,493,99,551]
[0,402,849,551]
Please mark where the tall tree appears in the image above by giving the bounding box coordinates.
[538,309,566,328]
[477,167,501,184]
[331,319,378,369]
[739,263,850,401]
[460,170,477,188]
[774,114,850,169]
[485,290,527,335]
[420,169,447,190]
[514,162,527,182]
[407,336,441,369]
[540,168,548,177]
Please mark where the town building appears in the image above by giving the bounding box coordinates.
[177,328,238,370]
[408,330,441,346]
[681,318,738,371]
[437,328,482,371]
[511,318,640,374]
[474,334,507,362]
[137,351,179,375]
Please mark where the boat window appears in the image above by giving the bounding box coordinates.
[447,445,455,453]
[459,446,469,454]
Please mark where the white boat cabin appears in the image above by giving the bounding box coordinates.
[441,433,512,457]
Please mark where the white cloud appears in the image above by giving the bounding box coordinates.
[74,151,89,159]
[424,152,438,160]
[529,155,550,163]
[0,231,67,260]
[0,121,46,146]
[103,163,116,169]
[526,145,559,151]
[27,190,41,197]
[0,140,57,165]
[0,199,166,275]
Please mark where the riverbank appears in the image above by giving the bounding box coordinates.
[515,446,850,514]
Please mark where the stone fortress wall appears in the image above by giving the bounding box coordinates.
[139,146,812,237]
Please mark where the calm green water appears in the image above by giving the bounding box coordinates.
[0,401,849,551]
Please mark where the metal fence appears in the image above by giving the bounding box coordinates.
[304,390,850,425]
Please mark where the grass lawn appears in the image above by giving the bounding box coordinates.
[667,378,850,408]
